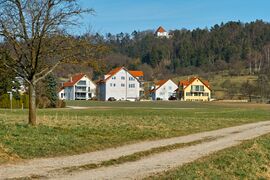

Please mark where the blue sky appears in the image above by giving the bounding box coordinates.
[76,0,270,35]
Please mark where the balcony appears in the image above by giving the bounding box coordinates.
[75,92,87,100]
[190,85,204,92]
[75,87,87,92]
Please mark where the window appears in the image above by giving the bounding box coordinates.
[110,83,116,87]
[168,86,172,90]
[121,76,125,80]
[76,86,86,91]
[129,84,135,88]
[200,86,204,91]
[121,83,125,87]
[129,77,135,81]
[77,80,86,86]
[191,85,205,92]
[112,76,116,80]
[186,92,191,96]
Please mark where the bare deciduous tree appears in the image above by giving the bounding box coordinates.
[0,0,94,125]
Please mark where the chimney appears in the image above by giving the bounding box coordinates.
[70,76,73,82]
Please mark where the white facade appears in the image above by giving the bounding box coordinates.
[151,80,178,100]
[58,89,65,100]
[155,26,170,38]
[14,77,26,94]
[98,68,141,101]
[59,74,96,100]
[156,31,169,38]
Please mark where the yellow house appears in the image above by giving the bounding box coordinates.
[178,77,211,101]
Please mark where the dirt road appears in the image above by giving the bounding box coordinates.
[1,121,270,179]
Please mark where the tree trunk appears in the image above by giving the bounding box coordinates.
[29,83,37,125]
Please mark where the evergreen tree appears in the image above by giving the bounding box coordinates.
[44,74,58,108]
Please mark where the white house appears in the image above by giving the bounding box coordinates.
[150,79,178,100]
[14,77,26,94]
[155,26,169,38]
[58,88,65,100]
[97,67,143,101]
[58,73,96,100]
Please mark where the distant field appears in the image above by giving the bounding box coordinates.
[65,100,268,109]
[151,133,270,180]
[0,101,270,164]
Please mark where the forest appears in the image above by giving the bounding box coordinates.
[77,20,270,80]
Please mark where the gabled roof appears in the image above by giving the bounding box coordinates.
[97,67,142,84]
[58,87,64,93]
[63,73,85,87]
[155,26,166,34]
[150,79,171,93]
[129,70,144,77]
[179,77,211,90]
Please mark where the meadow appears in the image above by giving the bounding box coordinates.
[0,101,270,164]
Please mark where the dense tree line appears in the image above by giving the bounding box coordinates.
[89,20,270,80]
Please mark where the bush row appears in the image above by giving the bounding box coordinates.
[0,94,66,109]
[0,94,29,109]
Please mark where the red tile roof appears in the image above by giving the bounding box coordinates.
[155,26,166,33]
[179,77,211,90]
[107,67,123,76]
[97,67,144,84]
[102,67,125,83]
[150,79,169,93]
[129,70,144,77]
[63,73,85,87]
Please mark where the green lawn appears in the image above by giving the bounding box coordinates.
[150,133,270,180]
[0,101,269,164]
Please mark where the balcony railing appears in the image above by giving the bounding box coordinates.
[190,89,205,92]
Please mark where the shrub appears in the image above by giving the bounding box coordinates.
[56,100,66,108]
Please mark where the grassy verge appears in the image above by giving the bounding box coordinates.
[0,102,269,164]
[149,133,270,180]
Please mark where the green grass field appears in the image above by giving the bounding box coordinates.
[0,101,269,164]
[151,133,270,180]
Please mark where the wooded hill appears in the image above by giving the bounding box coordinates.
[83,20,270,81]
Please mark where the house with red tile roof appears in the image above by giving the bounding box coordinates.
[58,73,96,100]
[150,79,178,100]
[177,77,211,101]
[97,67,144,101]
[155,26,169,38]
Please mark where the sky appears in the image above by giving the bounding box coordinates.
[76,0,270,35]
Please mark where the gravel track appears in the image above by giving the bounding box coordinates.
[1,121,270,179]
